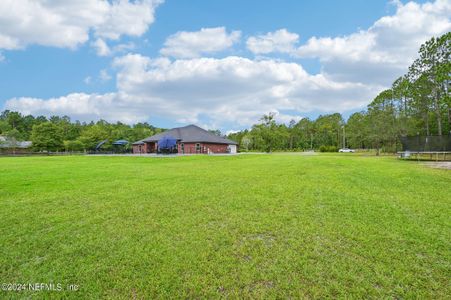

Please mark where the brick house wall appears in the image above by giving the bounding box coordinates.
[132,144,144,153]
[132,142,156,153]
[203,143,229,153]
[177,142,229,154]
[134,141,235,154]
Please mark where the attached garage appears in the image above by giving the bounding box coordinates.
[228,144,237,154]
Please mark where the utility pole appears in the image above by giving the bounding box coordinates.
[310,133,313,150]
[342,125,346,149]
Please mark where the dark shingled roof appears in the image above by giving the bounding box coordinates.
[0,136,32,148]
[133,125,238,145]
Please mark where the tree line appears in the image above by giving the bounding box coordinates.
[228,32,450,153]
[0,112,164,152]
[0,33,449,153]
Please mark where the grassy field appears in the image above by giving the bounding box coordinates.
[0,154,450,298]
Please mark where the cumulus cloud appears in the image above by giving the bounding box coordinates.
[94,0,162,40]
[160,27,241,58]
[4,0,450,131]
[0,0,163,50]
[6,54,380,127]
[272,112,303,125]
[5,92,149,124]
[295,0,451,85]
[113,42,136,53]
[91,38,111,56]
[91,39,137,57]
[246,29,299,54]
[243,1,450,86]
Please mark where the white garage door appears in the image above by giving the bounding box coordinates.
[228,144,237,154]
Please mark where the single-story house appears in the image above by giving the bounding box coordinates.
[132,124,238,154]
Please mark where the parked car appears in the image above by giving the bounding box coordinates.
[339,148,355,153]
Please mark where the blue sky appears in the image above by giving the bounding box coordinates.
[0,0,448,131]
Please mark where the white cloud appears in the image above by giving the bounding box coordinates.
[160,27,241,58]
[242,1,450,86]
[92,38,111,56]
[295,0,451,85]
[5,92,147,124]
[3,0,450,131]
[94,0,162,40]
[83,70,112,85]
[6,54,380,127]
[113,42,136,53]
[246,29,299,54]
[273,112,303,125]
[99,70,112,82]
[225,129,240,135]
[91,39,137,57]
[0,0,162,50]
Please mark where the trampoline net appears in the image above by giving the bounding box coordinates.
[400,135,451,152]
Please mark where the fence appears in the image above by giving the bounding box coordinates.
[400,135,451,152]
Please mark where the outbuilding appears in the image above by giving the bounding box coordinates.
[132,124,238,154]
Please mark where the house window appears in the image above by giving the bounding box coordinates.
[196,143,201,153]
[181,143,184,153]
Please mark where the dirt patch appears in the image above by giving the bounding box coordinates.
[422,162,451,170]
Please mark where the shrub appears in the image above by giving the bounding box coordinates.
[64,140,85,152]
[319,145,338,152]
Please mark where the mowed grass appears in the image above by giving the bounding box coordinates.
[0,154,450,299]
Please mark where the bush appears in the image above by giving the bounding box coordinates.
[64,140,85,152]
[319,145,338,152]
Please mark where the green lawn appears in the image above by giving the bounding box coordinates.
[0,154,450,298]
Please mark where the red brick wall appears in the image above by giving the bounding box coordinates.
[204,143,229,153]
[177,142,230,154]
[178,142,197,154]
[132,144,144,153]
[134,141,234,154]
[132,142,156,153]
